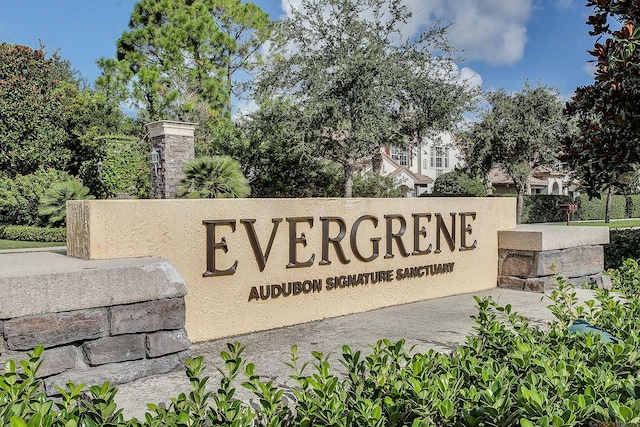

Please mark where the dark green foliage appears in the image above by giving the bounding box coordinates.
[352,173,403,198]
[521,195,574,224]
[0,225,66,242]
[179,156,250,198]
[79,136,150,199]
[0,44,70,176]
[605,229,640,269]
[38,181,94,226]
[238,98,343,198]
[577,194,626,220]
[562,1,640,197]
[432,170,487,197]
[0,168,77,226]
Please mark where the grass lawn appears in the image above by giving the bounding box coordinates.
[567,218,640,228]
[0,239,66,250]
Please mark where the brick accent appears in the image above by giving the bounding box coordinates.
[83,335,146,366]
[4,309,108,351]
[146,329,191,358]
[110,298,185,335]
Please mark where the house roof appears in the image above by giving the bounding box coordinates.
[389,165,434,185]
[489,168,549,188]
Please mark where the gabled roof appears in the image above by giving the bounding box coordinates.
[389,165,434,185]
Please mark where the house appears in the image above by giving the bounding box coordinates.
[489,166,579,198]
[358,131,464,197]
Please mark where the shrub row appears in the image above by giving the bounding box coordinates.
[0,225,66,242]
[521,194,574,223]
[577,194,627,220]
[605,228,640,269]
[3,271,640,426]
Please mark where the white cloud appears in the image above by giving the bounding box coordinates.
[554,0,574,10]
[583,61,597,79]
[282,0,533,66]
[233,98,258,121]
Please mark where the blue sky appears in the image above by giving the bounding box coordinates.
[1,0,597,105]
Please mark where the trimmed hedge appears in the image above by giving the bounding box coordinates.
[0,225,66,242]
[521,195,573,223]
[576,194,626,220]
[605,228,640,269]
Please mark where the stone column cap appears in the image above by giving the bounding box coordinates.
[498,224,609,251]
[146,120,198,138]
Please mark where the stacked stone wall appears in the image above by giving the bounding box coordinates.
[0,254,190,395]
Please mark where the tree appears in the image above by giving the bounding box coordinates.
[99,0,271,122]
[255,0,478,197]
[563,0,640,198]
[352,173,403,198]
[238,97,343,197]
[433,169,487,197]
[0,44,70,176]
[463,82,569,223]
[178,156,250,198]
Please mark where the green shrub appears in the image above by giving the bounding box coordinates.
[79,135,150,199]
[38,180,94,226]
[629,195,640,218]
[432,170,487,196]
[521,194,574,223]
[352,172,403,197]
[605,228,640,269]
[3,270,640,426]
[1,225,66,242]
[0,168,77,226]
[577,194,626,220]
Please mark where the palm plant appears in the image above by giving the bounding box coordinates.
[178,156,250,198]
[39,180,95,226]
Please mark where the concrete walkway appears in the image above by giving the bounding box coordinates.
[112,286,596,420]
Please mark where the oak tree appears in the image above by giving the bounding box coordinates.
[463,82,569,223]
[255,0,477,197]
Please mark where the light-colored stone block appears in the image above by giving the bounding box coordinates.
[498,224,609,251]
[0,254,186,319]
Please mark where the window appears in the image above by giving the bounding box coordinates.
[422,158,428,169]
[390,147,408,166]
[430,145,449,169]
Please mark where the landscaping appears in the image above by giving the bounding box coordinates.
[3,263,640,426]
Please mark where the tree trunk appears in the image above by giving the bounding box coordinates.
[516,185,525,224]
[344,162,354,197]
[371,150,382,174]
[605,186,613,223]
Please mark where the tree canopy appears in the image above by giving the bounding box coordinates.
[99,0,271,122]
[562,0,640,197]
[463,82,569,223]
[255,0,478,197]
[0,44,70,176]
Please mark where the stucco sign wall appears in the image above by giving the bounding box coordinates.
[67,198,516,342]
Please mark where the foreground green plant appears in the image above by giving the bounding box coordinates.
[3,268,640,426]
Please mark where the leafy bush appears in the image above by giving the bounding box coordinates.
[521,194,574,223]
[3,271,640,426]
[606,228,640,269]
[0,168,77,226]
[352,173,403,197]
[629,195,640,218]
[577,194,626,220]
[39,180,94,226]
[0,225,66,242]
[79,135,150,199]
[432,170,487,196]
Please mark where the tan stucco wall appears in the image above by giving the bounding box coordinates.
[67,198,516,342]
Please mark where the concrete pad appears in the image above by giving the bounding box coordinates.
[498,224,609,251]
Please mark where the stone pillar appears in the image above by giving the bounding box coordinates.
[146,121,197,199]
